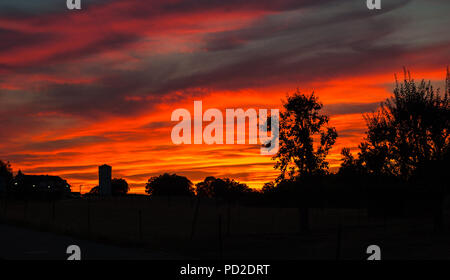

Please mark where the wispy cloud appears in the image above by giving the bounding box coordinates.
[0,0,449,192]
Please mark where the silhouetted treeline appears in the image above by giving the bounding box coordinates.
[144,173,258,203]
[1,70,448,216]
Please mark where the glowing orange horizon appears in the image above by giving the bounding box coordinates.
[3,67,444,194]
[1,1,449,194]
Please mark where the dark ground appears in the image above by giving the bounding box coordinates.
[0,223,180,260]
[1,196,450,260]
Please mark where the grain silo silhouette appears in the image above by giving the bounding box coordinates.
[99,164,112,196]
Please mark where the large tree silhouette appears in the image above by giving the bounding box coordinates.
[273,90,337,181]
[112,178,129,196]
[347,70,449,179]
[145,173,194,196]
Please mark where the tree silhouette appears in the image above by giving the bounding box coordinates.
[338,148,367,177]
[87,179,129,196]
[195,176,253,201]
[111,178,129,196]
[347,69,450,179]
[273,90,337,181]
[145,173,194,196]
[0,160,13,191]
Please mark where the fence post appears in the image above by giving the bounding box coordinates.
[226,202,231,237]
[236,202,241,235]
[3,198,7,218]
[298,206,309,234]
[190,197,201,240]
[138,209,143,242]
[434,191,444,233]
[51,200,56,223]
[218,214,223,260]
[87,198,91,236]
[336,224,342,260]
[24,200,28,220]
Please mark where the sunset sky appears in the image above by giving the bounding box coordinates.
[0,0,449,193]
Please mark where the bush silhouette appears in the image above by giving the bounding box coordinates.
[195,176,253,201]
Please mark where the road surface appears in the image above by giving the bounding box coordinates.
[0,223,181,260]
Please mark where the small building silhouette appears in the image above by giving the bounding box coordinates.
[99,164,112,196]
